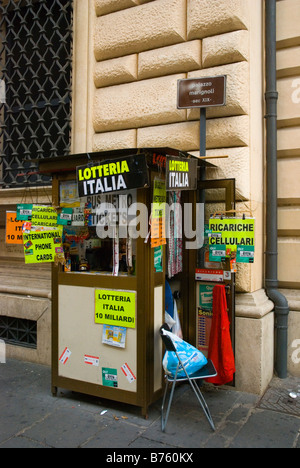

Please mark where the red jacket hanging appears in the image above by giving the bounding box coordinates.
[206,284,235,385]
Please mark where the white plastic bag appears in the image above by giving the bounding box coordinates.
[162,329,207,378]
[172,299,183,338]
[164,311,176,330]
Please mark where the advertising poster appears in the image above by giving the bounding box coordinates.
[5,212,24,245]
[23,226,63,264]
[95,289,136,329]
[102,325,127,348]
[209,217,255,263]
[197,284,214,354]
[166,156,197,191]
[151,178,166,248]
[76,154,149,198]
[17,204,58,227]
[30,205,58,227]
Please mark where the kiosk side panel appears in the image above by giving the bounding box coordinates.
[58,285,137,393]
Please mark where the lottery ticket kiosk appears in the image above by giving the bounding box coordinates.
[38,148,211,417]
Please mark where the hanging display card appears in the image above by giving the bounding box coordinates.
[197,284,214,354]
[76,154,149,197]
[16,203,33,221]
[209,217,255,263]
[57,208,73,226]
[199,284,214,308]
[151,178,167,248]
[5,212,24,245]
[23,226,63,264]
[95,289,136,329]
[31,205,58,227]
[154,246,163,272]
[166,156,197,191]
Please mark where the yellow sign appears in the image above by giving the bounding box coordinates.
[6,212,24,244]
[209,217,255,262]
[31,205,58,227]
[23,227,63,264]
[151,179,167,248]
[95,289,136,329]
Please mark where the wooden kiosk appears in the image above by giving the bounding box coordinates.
[38,148,211,417]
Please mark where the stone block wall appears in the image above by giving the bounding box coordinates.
[276,0,300,377]
[91,0,276,394]
[92,0,264,294]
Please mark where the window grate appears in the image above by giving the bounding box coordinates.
[0,0,73,188]
[0,315,37,349]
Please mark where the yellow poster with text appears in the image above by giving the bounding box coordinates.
[23,226,63,264]
[209,218,255,257]
[95,289,136,329]
[151,178,166,248]
[31,205,58,227]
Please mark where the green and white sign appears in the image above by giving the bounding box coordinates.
[209,217,255,263]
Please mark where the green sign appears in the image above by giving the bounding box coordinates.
[209,217,255,263]
[198,284,214,309]
[17,204,33,221]
[57,207,73,226]
[154,246,163,272]
[102,368,118,387]
[236,245,254,263]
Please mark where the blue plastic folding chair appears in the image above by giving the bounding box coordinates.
[160,324,217,432]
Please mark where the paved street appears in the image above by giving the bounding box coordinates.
[0,359,299,450]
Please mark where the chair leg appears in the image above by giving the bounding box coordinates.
[188,379,216,431]
[172,349,216,431]
[161,365,179,432]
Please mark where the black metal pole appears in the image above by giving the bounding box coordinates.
[200,107,206,158]
[198,108,206,266]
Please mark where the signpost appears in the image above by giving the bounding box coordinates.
[177,76,227,109]
[177,75,227,158]
[177,75,227,267]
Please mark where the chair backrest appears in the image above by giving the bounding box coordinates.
[160,324,177,352]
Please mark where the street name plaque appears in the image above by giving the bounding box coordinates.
[177,76,226,109]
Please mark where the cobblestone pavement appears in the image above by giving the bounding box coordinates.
[0,359,299,450]
[257,375,300,417]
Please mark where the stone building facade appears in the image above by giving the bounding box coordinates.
[0,0,299,395]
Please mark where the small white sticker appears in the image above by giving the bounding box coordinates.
[84,355,100,366]
[59,347,71,365]
[121,362,136,384]
[223,271,231,280]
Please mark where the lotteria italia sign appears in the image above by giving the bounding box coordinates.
[76,154,149,197]
[166,156,197,191]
